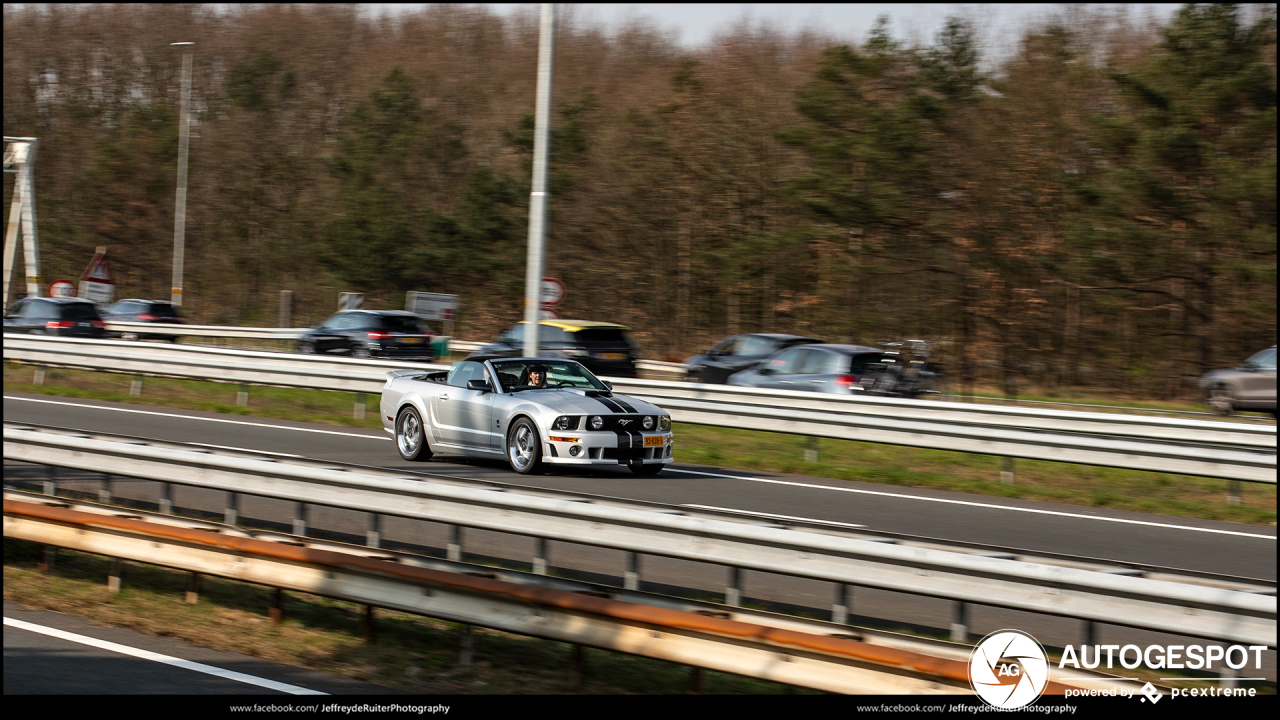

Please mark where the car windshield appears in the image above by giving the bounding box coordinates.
[376,315,428,332]
[59,303,101,320]
[1245,347,1276,369]
[491,360,607,391]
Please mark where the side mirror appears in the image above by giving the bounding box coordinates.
[603,381,613,390]
[467,380,492,392]
[758,367,774,376]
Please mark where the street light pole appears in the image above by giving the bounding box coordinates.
[522,4,555,358]
[171,41,193,307]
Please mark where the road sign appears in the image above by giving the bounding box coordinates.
[49,280,75,298]
[406,291,458,322]
[538,307,560,320]
[338,292,363,310]
[539,277,565,306]
[78,247,114,305]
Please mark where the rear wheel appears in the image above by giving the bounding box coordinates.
[396,407,432,461]
[298,342,316,354]
[1207,385,1235,416]
[351,345,372,359]
[507,418,542,475]
[628,462,663,476]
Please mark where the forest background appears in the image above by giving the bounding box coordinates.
[3,4,1275,399]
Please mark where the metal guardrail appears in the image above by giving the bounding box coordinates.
[7,490,1159,695]
[5,425,1275,648]
[3,497,990,694]
[5,336,1274,482]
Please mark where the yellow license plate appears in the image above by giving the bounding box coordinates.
[400,337,423,343]
[601,353,626,360]
[644,436,665,447]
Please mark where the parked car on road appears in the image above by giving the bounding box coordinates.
[2,296,106,338]
[297,310,436,360]
[1199,346,1276,417]
[478,320,639,378]
[381,357,673,475]
[101,298,187,341]
[727,343,885,394]
[685,333,824,384]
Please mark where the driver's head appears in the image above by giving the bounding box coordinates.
[528,365,547,384]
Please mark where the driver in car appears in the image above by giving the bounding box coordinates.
[526,365,548,388]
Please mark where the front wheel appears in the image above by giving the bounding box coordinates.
[396,407,432,461]
[628,462,663,476]
[1206,385,1235,416]
[351,345,372,359]
[298,342,316,355]
[507,418,543,475]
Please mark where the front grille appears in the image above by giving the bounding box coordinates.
[588,415,655,431]
[602,448,645,460]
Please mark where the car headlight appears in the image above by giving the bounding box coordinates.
[554,415,578,431]
[659,415,671,431]
[642,416,654,430]
[590,416,604,430]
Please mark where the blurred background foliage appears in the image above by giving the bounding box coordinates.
[3,3,1275,398]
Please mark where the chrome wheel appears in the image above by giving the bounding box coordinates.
[396,407,430,461]
[507,418,541,474]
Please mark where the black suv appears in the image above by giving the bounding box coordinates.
[298,310,436,360]
[477,320,639,378]
[684,333,824,383]
[101,298,187,341]
[3,297,107,338]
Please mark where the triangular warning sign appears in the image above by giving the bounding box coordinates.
[79,248,114,285]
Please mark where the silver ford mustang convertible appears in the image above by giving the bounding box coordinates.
[380,357,674,475]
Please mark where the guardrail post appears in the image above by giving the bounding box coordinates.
[1000,457,1015,484]
[39,546,55,575]
[185,572,201,604]
[99,473,112,504]
[237,385,249,406]
[533,538,549,575]
[108,557,123,593]
[270,588,285,625]
[293,502,308,536]
[43,465,56,496]
[690,667,705,694]
[160,483,173,515]
[224,492,239,525]
[448,525,463,562]
[1220,666,1237,688]
[571,644,587,685]
[130,377,142,396]
[624,552,641,591]
[1083,620,1097,647]
[833,583,851,625]
[726,567,742,607]
[1227,480,1242,506]
[459,624,474,666]
[33,367,45,385]
[366,513,381,548]
[362,605,376,644]
[805,436,819,463]
[354,395,366,420]
[951,601,969,642]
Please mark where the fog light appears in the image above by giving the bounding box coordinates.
[569,445,582,457]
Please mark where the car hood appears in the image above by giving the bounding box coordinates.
[514,388,665,415]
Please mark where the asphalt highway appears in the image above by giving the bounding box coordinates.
[4,391,1276,684]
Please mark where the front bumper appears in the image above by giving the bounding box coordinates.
[542,431,674,465]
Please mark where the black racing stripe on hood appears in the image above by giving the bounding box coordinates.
[611,397,638,413]
[592,395,626,413]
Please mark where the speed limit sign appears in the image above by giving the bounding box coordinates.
[49,279,76,298]
[539,277,565,306]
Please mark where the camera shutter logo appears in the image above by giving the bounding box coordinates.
[969,629,1049,709]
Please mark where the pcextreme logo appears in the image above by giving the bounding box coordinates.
[970,629,1051,709]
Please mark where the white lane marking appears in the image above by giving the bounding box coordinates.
[681,504,865,529]
[4,396,389,441]
[3,617,328,695]
[189,443,303,457]
[665,468,1277,540]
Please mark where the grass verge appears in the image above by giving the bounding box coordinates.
[5,363,1274,525]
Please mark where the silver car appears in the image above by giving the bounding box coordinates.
[380,357,674,475]
[727,343,885,394]
[1200,346,1277,417]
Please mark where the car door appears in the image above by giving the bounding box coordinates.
[1241,348,1276,404]
[789,348,840,392]
[754,347,806,389]
[313,315,353,353]
[770,348,827,391]
[432,360,496,449]
[3,299,31,332]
